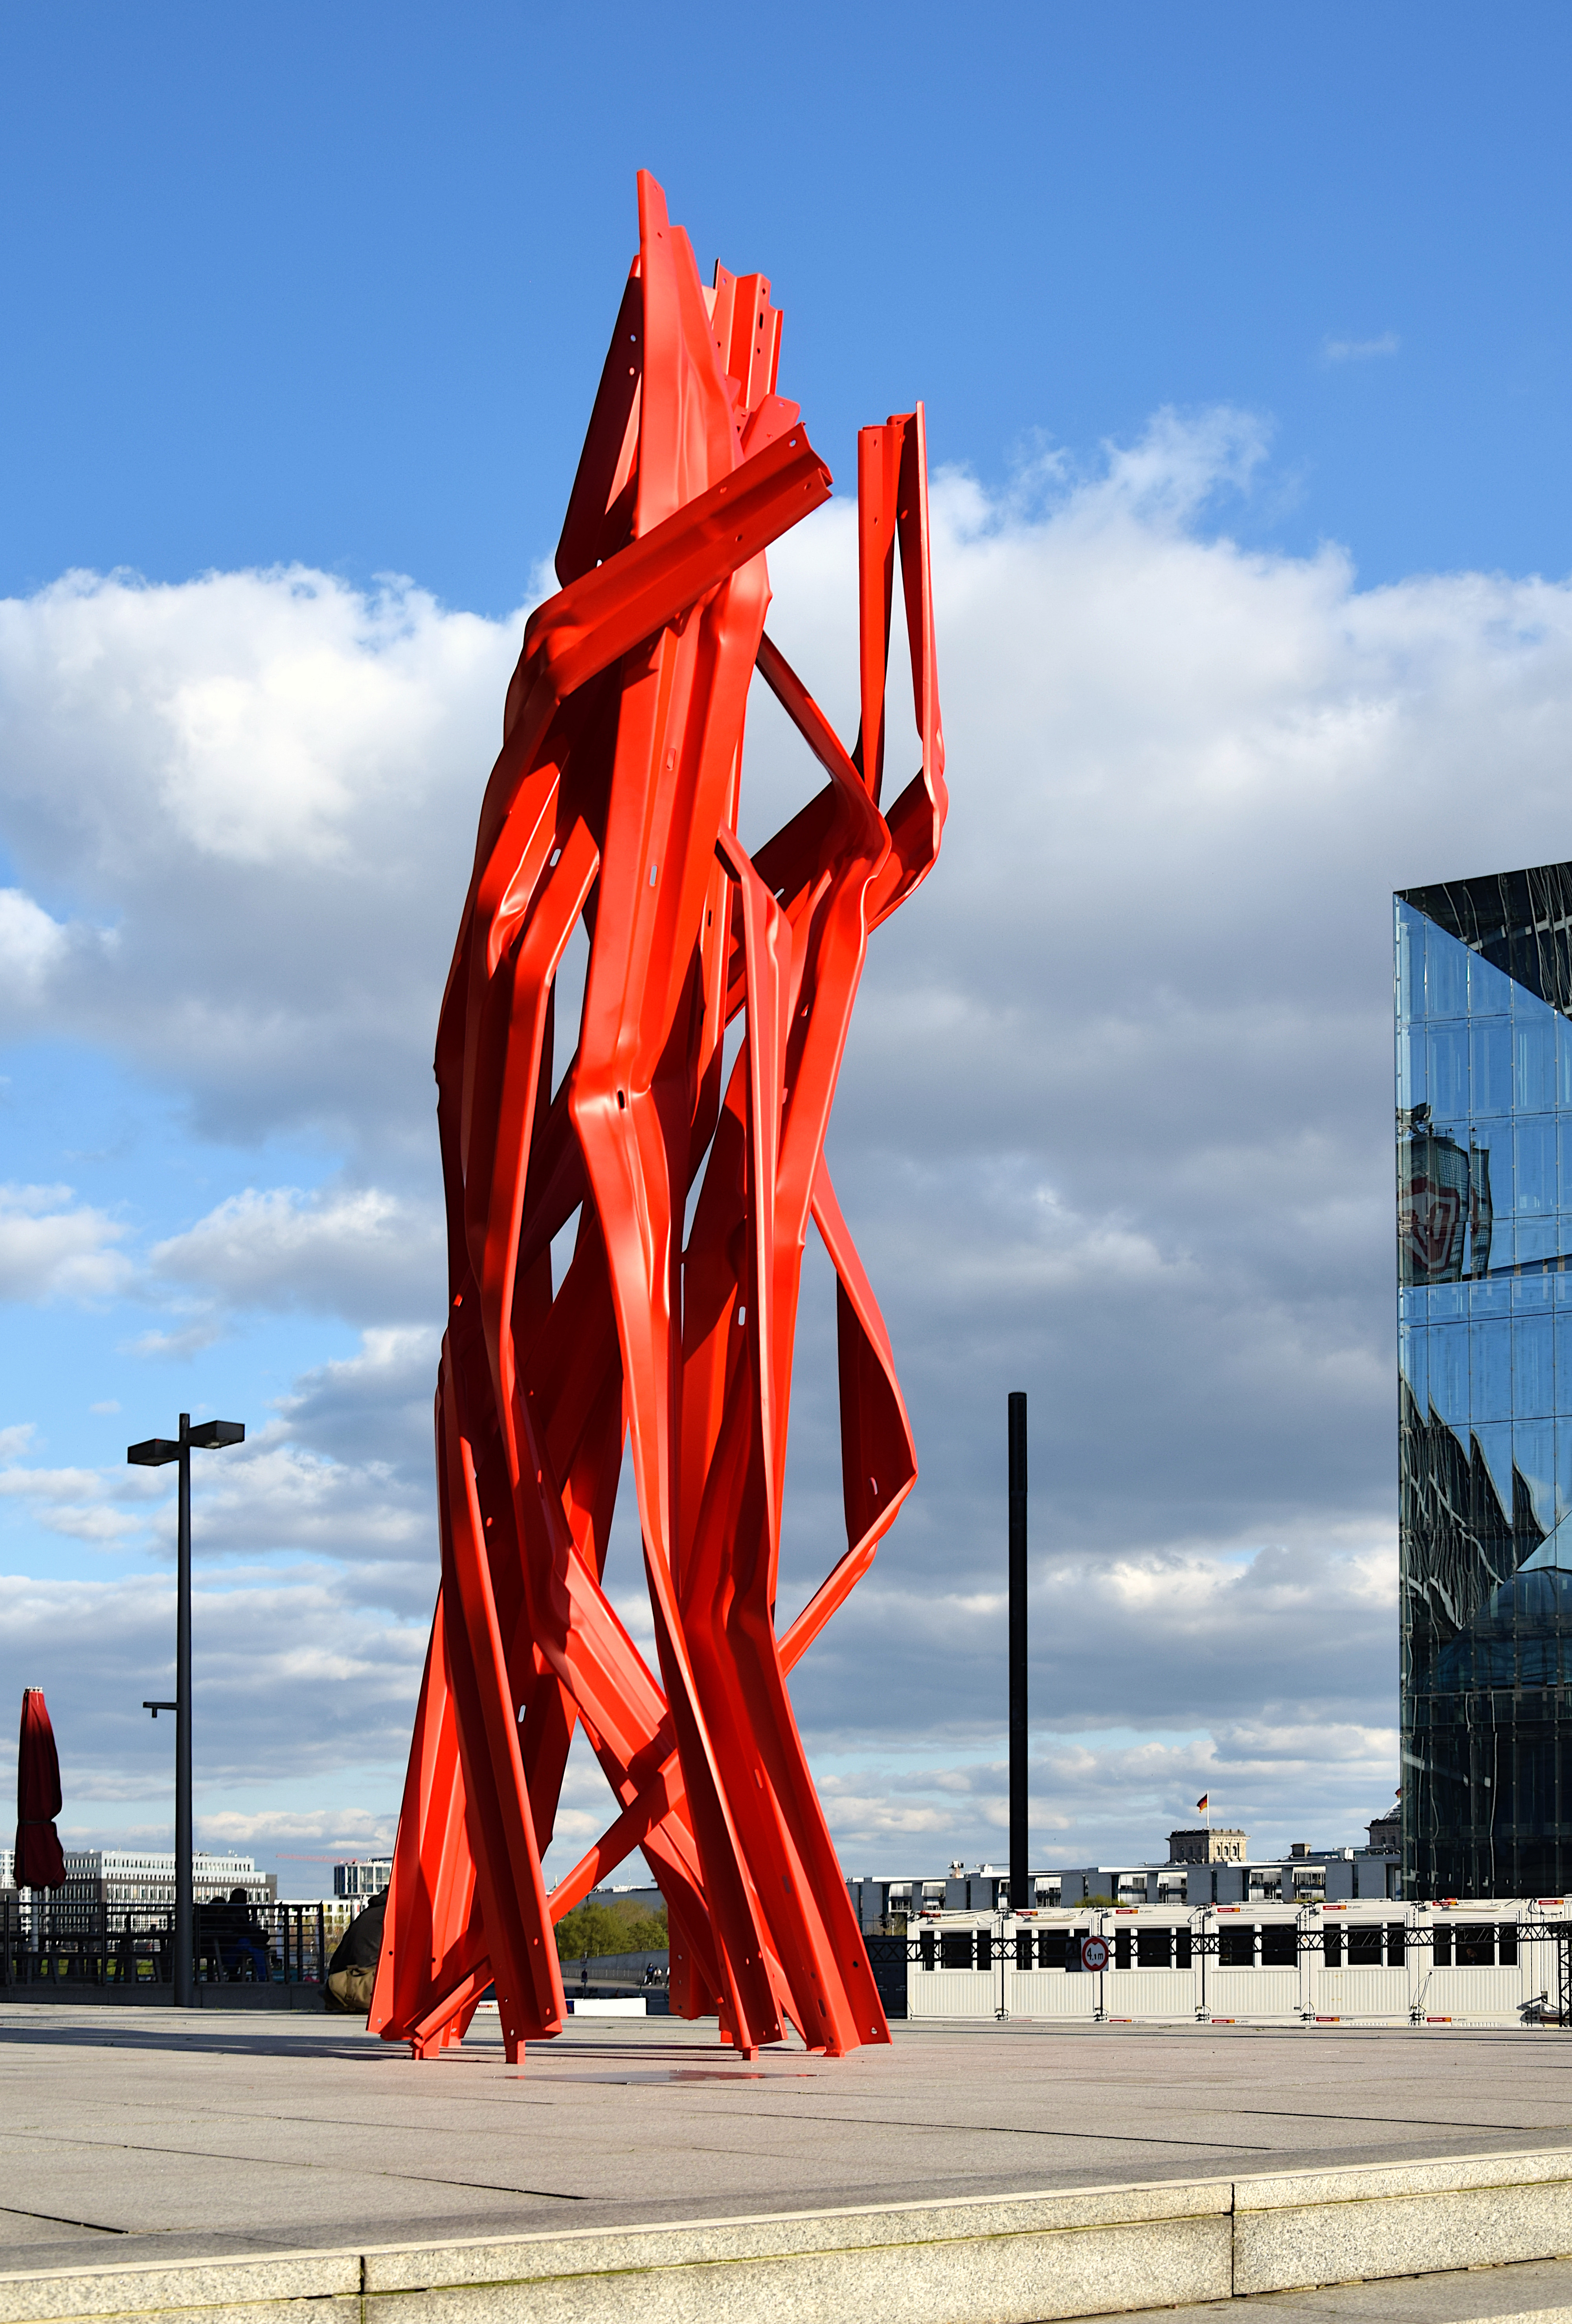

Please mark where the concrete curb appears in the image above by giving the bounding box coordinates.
[5,2148,1572,2322]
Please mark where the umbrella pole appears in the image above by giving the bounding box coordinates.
[175,1414,193,2009]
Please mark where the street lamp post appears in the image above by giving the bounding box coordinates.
[1008,1391,1028,1922]
[129,1413,244,2007]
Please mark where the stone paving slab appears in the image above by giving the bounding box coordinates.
[3,2005,1572,2291]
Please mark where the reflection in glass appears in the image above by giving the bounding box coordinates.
[1517,1218,1555,1266]
[1519,1018,1557,1112]
[1397,870,1572,1897]
[1429,1026,1469,1118]
[1398,1115,1491,1283]
[1518,1118,1555,1210]
[1516,1317,1554,1417]
[1399,1323,1428,1414]
[1472,1020,1513,1114]
[1429,1323,1466,1423]
[1427,921,1467,1016]
[1515,1420,1555,1532]
[1471,1322,1512,1423]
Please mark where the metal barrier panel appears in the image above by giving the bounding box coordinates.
[1209,1969,1300,2019]
[1101,1969,1198,2019]
[1418,1965,1521,2019]
[0,1896,326,1989]
[1005,1970,1098,2019]
[905,1906,1572,2027]
[909,1969,997,2018]
[1315,1965,1409,2019]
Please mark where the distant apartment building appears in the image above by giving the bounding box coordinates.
[334,1858,393,1898]
[59,1852,277,1907]
[847,1830,1401,1933]
[1167,1828,1248,1865]
[2,1849,274,1903]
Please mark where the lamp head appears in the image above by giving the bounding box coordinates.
[127,1438,180,1468]
[188,1419,245,1451]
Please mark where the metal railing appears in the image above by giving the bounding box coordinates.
[0,1895,327,1989]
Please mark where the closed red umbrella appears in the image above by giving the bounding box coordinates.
[16,1688,66,1889]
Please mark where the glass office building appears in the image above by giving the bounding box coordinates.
[1398,862,1572,1897]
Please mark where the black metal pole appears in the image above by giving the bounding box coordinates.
[175,1412,193,2008]
[1008,1391,1028,1916]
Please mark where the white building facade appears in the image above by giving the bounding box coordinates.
[58,1853,276,1907]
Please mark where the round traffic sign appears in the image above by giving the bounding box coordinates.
[1081,1934,1110,1972]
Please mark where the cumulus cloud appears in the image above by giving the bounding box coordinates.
[151,1184,444,1321]
[10,408,1572,1863]
[0,887,70,998]
[125,1316,225,1360]
[0,567,518,1153]
[99,1431,436,1585]
[1323,331,1401,363]
[199,1809,395,1851]
[279,1325,441,1472]
[815,1713,1398,1870]
[0,1182,129,1301]
[0,1568,427,1807]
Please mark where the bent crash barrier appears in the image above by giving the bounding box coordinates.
[9,2150,1572,2324]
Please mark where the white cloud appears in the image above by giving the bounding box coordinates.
[0,886,69,998]
[278,1324,441,1471]
[9,408,1572,1858]
[0,1182,129,1301]
[151,1184,444,1321]
[125,1316,224,1360]
[200,1809,394,1850]
[815,1712,1399,1868]
[0,566,520,1151]
[0,1568,426,1802]
[1322,331,1401,362]
[186,1435,430,1565]
[0,1451,146,1546]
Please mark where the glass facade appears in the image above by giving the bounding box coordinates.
[1398,863,1572,1897]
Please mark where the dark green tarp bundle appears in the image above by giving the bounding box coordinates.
[326,1890,386,2011]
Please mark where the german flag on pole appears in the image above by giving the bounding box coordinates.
[1196,1794,1208,1816]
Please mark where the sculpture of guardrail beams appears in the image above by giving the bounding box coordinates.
[370,168,945,2065]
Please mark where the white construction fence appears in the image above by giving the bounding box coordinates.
[902,1899,1572,2026]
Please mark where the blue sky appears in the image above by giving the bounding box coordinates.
[5,3,1571,610]
[4,2,1572,1892]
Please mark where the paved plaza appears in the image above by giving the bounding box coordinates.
[4,2005,1572,2275]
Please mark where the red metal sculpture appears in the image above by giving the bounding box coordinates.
[371,172,945,2063]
